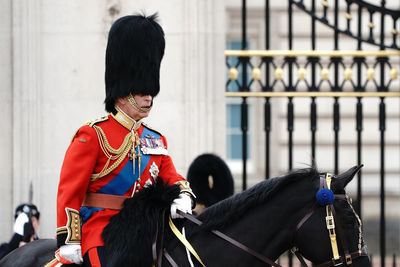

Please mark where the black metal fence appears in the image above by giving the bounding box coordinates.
[225,0,400,266]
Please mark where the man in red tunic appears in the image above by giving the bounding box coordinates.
[50,13,194,266]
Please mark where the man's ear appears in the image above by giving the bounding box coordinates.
[116,97,127,105]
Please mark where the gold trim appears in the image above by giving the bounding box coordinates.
[90,126,133,181]
[112,106,142,131]
[176,180,195,198]
[224,50,400,57]
[44,258,59,267]
[86,116,108,127]
[225,91,400,98]
[56,226,67,234]
[65,208,81,244]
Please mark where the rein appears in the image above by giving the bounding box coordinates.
[176,210,282,267]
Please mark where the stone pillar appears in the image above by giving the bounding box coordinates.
[11,0,43,217]
[0,0,13,239]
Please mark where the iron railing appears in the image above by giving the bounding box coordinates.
[227,0,400,266]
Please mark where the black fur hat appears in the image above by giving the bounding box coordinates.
[104,13,165,113]
[187,154,234,207]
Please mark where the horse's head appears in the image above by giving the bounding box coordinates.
[293,165,372,267]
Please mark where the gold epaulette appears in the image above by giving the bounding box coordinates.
[85,115,109,127]
[70,116,109,143]
[142,122,163,136]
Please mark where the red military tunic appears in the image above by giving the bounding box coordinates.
[56,110,186,255]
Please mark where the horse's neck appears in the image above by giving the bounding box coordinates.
[181,188,313,266]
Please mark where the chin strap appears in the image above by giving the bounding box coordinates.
[128,94,152,113]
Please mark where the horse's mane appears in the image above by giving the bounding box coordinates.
[102,181,180,267]
[195,167,319,232]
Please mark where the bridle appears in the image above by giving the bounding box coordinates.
[157,173,369,267]
[292,173,369,267]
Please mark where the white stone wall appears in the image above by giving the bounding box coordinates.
[0,0,225,240]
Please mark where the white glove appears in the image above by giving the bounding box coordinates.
[13,212,29,236]
[170,193,192,219]
[59,244,83,264]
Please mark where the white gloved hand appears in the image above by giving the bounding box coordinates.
[13,212,29,236]
[170,193,192,219]
[59,244,83,264]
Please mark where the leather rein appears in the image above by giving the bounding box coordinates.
[156,173,368,267]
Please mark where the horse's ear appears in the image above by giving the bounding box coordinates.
[332,165,363,190]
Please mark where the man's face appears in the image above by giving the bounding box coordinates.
[119,94,153,120]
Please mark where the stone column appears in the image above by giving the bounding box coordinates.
[11,0,43,219]
[0,0,14,239]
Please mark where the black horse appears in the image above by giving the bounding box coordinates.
[0,166,371,267]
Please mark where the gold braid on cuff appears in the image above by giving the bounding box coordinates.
[65,208,82,244]
[175,180,196,200]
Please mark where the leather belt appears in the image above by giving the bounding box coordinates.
[82,193,129,210]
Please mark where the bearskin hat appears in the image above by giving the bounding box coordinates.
[14,203,40,220]
[104,13,165,113]
[187,154,234,207]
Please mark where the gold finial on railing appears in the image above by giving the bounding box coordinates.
[390,68,398,80]
[252,67,262,81]
[321,68,330,80]
[274,67,284,80]
[229,67,239,80]
[344,68,353,80]
[298,68,307,80]
[367,68,375,81]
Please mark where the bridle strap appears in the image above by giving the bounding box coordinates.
[330,205,352,266]
[324,174,341,262]
[177,210,282,267]
[293,174,367,267]
[315,251,369,267]
[295,203,318,231]
[152,211,166,267]
[291,247,310,267]
[163,249,179,267]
